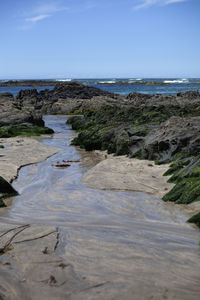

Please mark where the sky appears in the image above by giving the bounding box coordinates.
[0,0,200,79]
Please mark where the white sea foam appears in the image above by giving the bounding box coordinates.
[56,79,72,82]
[164,79,189,84]
[129,78,142,81]
[99,80,116,84]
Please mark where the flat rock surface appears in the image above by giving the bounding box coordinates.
[83,156,174,198]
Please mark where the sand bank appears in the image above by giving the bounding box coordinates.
[83,152,200,216]
[82,154,175,199]
[0,137,60,182]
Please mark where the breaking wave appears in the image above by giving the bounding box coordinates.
[56,79,72,82]
[163,79,189,84]
[98,80,116,84]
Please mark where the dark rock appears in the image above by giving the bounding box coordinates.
[52,81,116,99]
[15,82,123,114]
[0,176,18,206]
[0,92,44,127]
[127,92,152,101]
[0,80,56,87]
[177,90,200,99]
[142,116,200,163]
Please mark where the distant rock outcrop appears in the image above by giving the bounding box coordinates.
[15,81,123,114]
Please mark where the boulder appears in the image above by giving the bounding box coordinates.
[0,93,44,127]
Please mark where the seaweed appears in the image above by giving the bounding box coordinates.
[0,125,54,138]
[187,213,200,228]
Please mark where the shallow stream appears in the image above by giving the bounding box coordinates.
[0,115,200,299]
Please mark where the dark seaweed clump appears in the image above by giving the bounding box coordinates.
[188,213,200,228]
[0,125,54,138]
[163,156,200,205]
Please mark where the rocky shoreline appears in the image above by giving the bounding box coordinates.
[0,79,174,87]
[1,79,200,87]
[0,81,200,227]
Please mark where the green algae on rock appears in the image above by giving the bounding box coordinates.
[0,176,18,207]
[0,125,54,138]
[162,156,200,204]
[188,212,200,228]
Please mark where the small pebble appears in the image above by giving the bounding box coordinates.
[42,247,49,254]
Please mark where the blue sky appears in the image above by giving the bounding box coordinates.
[0,0,200,79]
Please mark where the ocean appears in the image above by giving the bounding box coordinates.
[0,78,200,96]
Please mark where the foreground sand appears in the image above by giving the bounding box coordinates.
[0,136,66,299]
[0,137,60,182]
[0,135,200,299]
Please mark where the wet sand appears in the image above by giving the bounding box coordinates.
[0,115,199,300]
[0,137,60,182]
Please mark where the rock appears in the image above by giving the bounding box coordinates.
[0,80,56,87]
[0,176,18,206]
[177,90,200,99]
[127,92,153,102]
[16,89,44,111]
[52,81,116,99]
[0,93,44,127]
[15,82,123,114]
[29,112,44,127]
[142,116,200,163]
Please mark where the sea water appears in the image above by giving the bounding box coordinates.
[0,78,200,96]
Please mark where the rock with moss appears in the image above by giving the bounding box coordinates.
[162,156,200,205]
[0,176,18,207]
[68,105,200,161]
[187,212,200,228]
